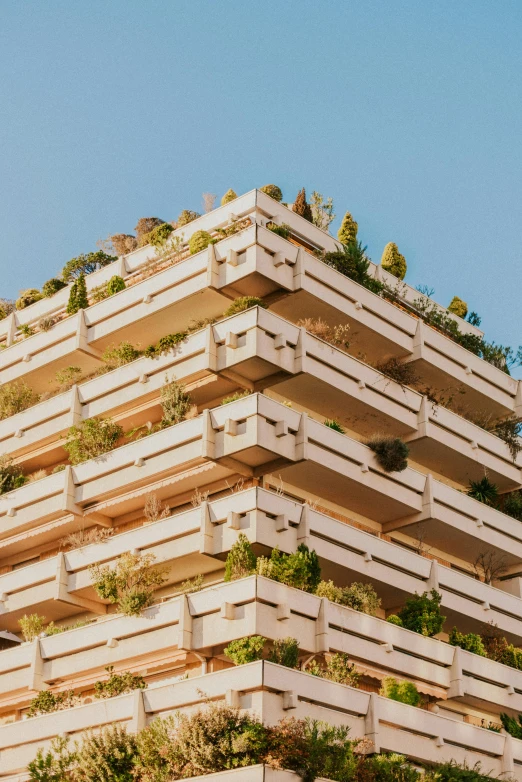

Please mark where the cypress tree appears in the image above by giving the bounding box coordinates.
[292,188,313,222]
[221,188,237,205]
[75,273,88,310]
[337,211,358,245]
[381,242,407,280]
[66,281,78,315]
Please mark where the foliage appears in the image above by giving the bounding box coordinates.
[0,455,26,494]
[111,233,138,255]
[310,191,335,230]
[375,356,420,388]
[66,272,88,314]
[94,665,147,699]
[293,187,313,222]
[135,217,165,246]
[92,274,126,302]
[267,637,300,668]
[308,652,360,687]
[144,492,170,524]
[148,222,174,248]
[18,613,46,641]
[267,222,291,238]
[315,579,381,615]
[224,533,257,581]
[381,242,407,280]
[55,365,82,392]
[160,376,192,427]
[427,759,502,781]
[380,676,421,707]
[62,251,116,282]
[63,416,123,464]
[89,551,169,616]
[448,296,468,319]
[77,724,138,781]
[177,209,201,227]
[467,477,499,507]
[221,390,252,405]
[337,211,358,244]
[324,418,345,433]
[500,712,522,739]
[360,753,421,782]
[42,278,67,297]
[101,341,142,369]
[221,188,237,205]
[260,184,283,201]
[449,627,487,656]
[188,229,212,254]
[367,435,409,472]
[297,317,351,349]
[27,689,77,718]
[0,379,39,420]
[224,635,266,664]
[223,295,267,316]
[38,316,56,331]
[62,524,113,550]
[27,735,76,781]
[324,240,383,294]
[16,288,42,309]
[0,298,15,320]
[179,573,204,594]
[393,590,445,637]
[145,331,186,357]
[256,544,321,593]
[490,415,522,463]
[504,490,522,522]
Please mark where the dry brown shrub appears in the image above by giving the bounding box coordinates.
[297,317,350,348]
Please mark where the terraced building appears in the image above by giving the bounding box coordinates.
[0,188,521,780]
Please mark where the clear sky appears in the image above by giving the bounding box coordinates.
[0,1,520,375]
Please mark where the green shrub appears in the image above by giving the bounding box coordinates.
[189,229,212,254]
[324,419,345,433]
[94,665,147,699]
[323,240,383,295]
[448,296,468,319]
[467,477,499,506]
[135,217,165,246]
[0,455,26,494]
[308,652,360,687]
[38,316,56,331]
[223,296,267,316]
[16,288,42,310]
[394,590,445,637]
[107,274,126,296]
[260,184,283,201]
[42,278,67,297]
[0,380,39,420]
[337,212,358,245]
[362,753,421,781]
[55,365,83,392]
[367,436,409,472]
[316,580,381,616]
[267,637,300,668]
[381,242,407,279]
[62,251,116,282]
[63,416,123,464]
[18,613,46,641]
[221,188,237,205]
[224,533,257,581]
[386,613,404,627]
[500,644,522,670]
[504,490,522,521]
[256,544,321,593]
[177,209,200,227]
[427,759,502,781]
[160,377,192,427]
[224,635,266,664]
[500,712,522,739]
[101,341,142,369]
[267,222,291,239]
[148,222,174,248]
[292,187,313,222]
[27,689,77,718]
[380,676,421,707]
[66,272,88,314]
[221,390,252,405]
[19,323,34,338]
[449,627,486,656]
[89,551,169,616]
[491,415,522,463]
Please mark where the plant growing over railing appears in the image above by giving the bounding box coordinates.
[0,379,40,420]
[41,277,67,298]
[63,416,123,464]
[89,551,169,616]
[324,419,345,433]
[55,365,83,392]
[27,688,78,718]
[490,415,522,463]
[307,652,360,687]
[267,222,291,239]
[260,184,283,201]
[94,665,147,699]
[223,295,267,316]
[500,712,522,739]
[224,533,257,580]
[62,251,116,282]
[367,435,409,472]
[221,389,252,405]
[256,544,321,593]
[267,637,300,668]
[503,490,522,522]
[467,477,499,507]
[160,376,192,427]
[224,635,266,664]
[18,613,47,641]
[387,590,445,637]
[296,317,351,349]
[101,340,142,369]
[91,274,126,302]
[0,455,26,494]
[16,288,42,309]
[316,579,381,616]
[380,676,421,707]
[188,229,212,254]
[144,331,186,357]
[448,628,487,656]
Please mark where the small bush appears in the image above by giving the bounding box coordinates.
[55,365,83,392]
[223,296,267,316]
[188,229,212,254]
[63,416,123,464]
[323,240,383,295]
[504,490,522,522]
[160,376,192,427]
[256,544,321,593]
[394,590,445,637]
[324,419,345,433]
[381,242,407,280]
[387,614,404,627]
[0,298,15,320]
[221,188,237,205]
[107,274,126,296]
[148,222,174,248]
[224,635,266,665]
[375,356,420,387]
[111,233,138,255]
[221,390,252,405]
[449,627,487,656]
[380,676,421,707]
[292,187,313,222]
[177,209,200,227]
[18,613,46,641]
[308,652,360,687]
[337,211,358,244]
[38,315,56,331]
[135,217,165,246]
[0,380,39,420]
[260,184,283,201]
[224,533,257,581]
[90,551,169,616]
[467,477,499,506]
[16,288,42,310]
[448,296,468,319]
[267,637,300,668]
[491,415,522,463]
[66,272,88,314]
[297,317,351,349]
[0,455,26,494]
[62,251,116,283]
[315,580,381,616]
[42,278,67,297]
[500,712,522,740]
[367,435,409,472]
[102,341,142,369]
[94,665,147,699]
[27,689,77,718]
[267,222,291,239]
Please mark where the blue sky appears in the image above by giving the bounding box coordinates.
[0,1,520,375]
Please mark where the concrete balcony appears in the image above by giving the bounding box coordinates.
[0,661,519,779]
[1,575,522,725]
[4,307,517,488]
